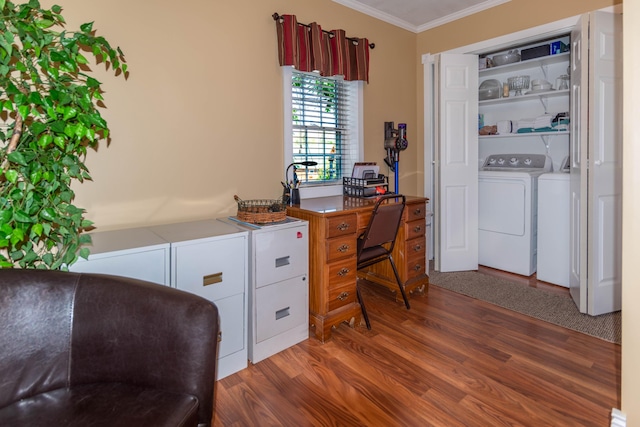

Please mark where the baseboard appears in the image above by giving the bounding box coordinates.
[611,408,626,427]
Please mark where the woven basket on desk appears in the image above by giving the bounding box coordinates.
[234,195,287,224]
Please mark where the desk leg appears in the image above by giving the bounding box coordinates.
[310,303,362,343]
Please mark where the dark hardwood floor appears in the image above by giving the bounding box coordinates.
[213,268,621,426]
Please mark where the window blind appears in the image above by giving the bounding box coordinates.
[291,71,357,184]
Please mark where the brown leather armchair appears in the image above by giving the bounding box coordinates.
[0,269,220,427]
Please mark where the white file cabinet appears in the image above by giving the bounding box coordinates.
[149,220,249,380]
[219,217,309,364]
[68,228,170,285]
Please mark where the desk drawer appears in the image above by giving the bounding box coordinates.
[326,257,357,290]
[405,219,426,241]
[406,235,426,258]
[327,282,357,312]
[326,214,357,238]
[326,235,356,261]
[406,202,427,222]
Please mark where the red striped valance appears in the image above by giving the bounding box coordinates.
[275,14,370,83]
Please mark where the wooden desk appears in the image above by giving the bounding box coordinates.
[287,195,429,342]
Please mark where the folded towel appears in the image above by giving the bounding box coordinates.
[517,118,536,129]
[534,114,554,129]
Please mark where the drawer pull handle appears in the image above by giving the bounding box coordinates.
[338,268,350,276]
[337,223,350,231]
[203,272,223,286]
[337,291,350,301]
[413,208,422,215]
[276,307,291,320]
[413,264,422,272]
[413,226,422,233]
[218,331,222,342]
[414,244,422,251]
[337,244,350,253]
[275,256,290,268]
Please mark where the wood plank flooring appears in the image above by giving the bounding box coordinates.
[213,269,621,426]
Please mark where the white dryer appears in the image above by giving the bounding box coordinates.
[478,154,552,276]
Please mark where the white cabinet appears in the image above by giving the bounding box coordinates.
[69,220,249,379]
[149,220,249,380]
[219,217,309,364]
[68,228,170,285]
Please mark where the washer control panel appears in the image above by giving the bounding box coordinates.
[481,154,552,172]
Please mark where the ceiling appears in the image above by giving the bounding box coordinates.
[333,0,511,33]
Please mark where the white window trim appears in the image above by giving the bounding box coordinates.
[282,66,364,199]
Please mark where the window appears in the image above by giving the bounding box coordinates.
[283,67,362,197]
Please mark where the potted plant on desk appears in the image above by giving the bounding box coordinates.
[0,0,127,269]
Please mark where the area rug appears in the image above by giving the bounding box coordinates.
[429,270,621,344]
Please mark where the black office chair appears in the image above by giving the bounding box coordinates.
[356,194,409,330]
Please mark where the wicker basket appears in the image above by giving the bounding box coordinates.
[234,195,287,224]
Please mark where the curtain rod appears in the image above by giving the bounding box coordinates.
[272,13,375,49]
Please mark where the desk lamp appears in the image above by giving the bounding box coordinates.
[285,161,318,187]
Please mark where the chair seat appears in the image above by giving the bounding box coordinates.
[0,383,200,427]
[358,246,390,265]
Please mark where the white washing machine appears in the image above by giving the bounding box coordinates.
[537,171,570,287]
[478,153,552,276]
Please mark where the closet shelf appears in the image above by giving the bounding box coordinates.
[480,52,570,77]
[480,89,569,106]
[479,130,569,139]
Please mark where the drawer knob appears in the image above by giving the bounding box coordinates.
[413,225,422,233]
[337,268,350,276]
[414,244,422,251]
[413,264,422,272]
[337,291,350,301]
[337,244,350,253]
[217,331,222,342]
[337,223,350,231]
[413,208,422,215]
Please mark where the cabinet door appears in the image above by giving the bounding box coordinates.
[215,293,246,359]
[172,237,246,301]
[254,226,307,288]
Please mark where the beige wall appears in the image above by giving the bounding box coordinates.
[42,0,416,231]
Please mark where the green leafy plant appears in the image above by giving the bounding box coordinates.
[0,0,127,269]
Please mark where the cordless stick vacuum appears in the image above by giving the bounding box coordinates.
[384,122,408,193]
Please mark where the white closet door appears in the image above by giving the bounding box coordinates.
[435,53,479,272]
[569,13,588,311]
[570,11,622,315]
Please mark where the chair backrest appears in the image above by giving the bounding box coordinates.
[0,269,219,426]
[358,194,406,256]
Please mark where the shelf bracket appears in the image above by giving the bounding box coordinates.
[539,63,549,80]
[540,135,551,152]
[538,96,549,112]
